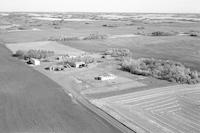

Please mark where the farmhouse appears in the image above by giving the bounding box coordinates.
[95,73,116,81]
[27,58,40,66]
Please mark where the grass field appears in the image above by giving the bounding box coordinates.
[73,68,146,95]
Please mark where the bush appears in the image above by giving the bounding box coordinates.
[24,50,55,59]
[121,58,200,84]
[49,34,107,41]
[137,27,145,30]
[189,32,199,37]
[13,50,26,59]
[18,27,27,30]
[14,49,55,59]
[190,33,198,37]
[102,24,118,27]
[60,56,95,65]
[48,36,80,41]
[186,30,200,37]
[104,48,132,57]
[83,33,108,40]
[150,31,173,36]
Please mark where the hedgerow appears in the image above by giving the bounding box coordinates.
[82,33,108,40]
[104,48,132,57]
[14,49,55,59]
[60,56,95,65]
[150,31,173,36]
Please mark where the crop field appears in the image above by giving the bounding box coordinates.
[92,84,200,133]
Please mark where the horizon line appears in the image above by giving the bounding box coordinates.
[0,11,200,14]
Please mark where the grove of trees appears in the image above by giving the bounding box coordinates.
[121,57,200,84]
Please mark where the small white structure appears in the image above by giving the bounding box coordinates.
[95,73,116,81]
[27,58,40,66]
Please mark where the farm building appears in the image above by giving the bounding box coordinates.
[95,73,116,81]
[68,61,86,68]
[27,58,40,66]
[69,55,77,58]
[56,54,70,61]
[56,56,64,61]
[48,65,65,71]
[46,64,71,71]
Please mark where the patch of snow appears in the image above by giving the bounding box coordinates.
[7,28,41,32]
[0,24,20,29]
[27,13,42,17]
[0,13,9,16]
[99,14,130,19]
[63,18,94,21]
[33,17,94,21]
[33,17,61,21]
[32,28,41,31]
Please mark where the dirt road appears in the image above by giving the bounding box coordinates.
[0,44,122,133]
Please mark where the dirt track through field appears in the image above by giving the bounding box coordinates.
[0,44,122,133]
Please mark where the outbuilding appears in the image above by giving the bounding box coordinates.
[48,65,65,71]
[69,61,86,68]
[95,73,116,81]
[27,58,40,66]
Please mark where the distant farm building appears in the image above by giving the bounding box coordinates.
[46,64,71,71]
[56,56,64,61]
[56,54,70,61]
[95,73,116,81]
[27,58,40,66]
[68,61,86,68]
[48,65,65,71]
[69,55,77,58]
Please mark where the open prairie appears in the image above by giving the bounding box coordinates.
[1,13,200,70]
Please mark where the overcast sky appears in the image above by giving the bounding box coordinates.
[0,0,200,13]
